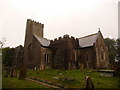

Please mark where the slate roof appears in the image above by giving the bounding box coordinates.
[78,33,99,48]
[33,34,50,47]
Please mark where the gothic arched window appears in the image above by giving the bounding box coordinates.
[101,47,103,59]
[100,46,105,61]
[28,43,36,62]
[45,51,52,63]
[73,50,77,62]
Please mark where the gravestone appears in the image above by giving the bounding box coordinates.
[80,64,84,70]
[19,67,27,80]
[3,70,8,77]
[4,67,11,77]
[10,66,17,77]
[85,76,94,89]
[99,70,115,77]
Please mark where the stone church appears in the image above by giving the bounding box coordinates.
[23,19,109,70]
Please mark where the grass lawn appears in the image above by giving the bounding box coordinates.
[2,77,47,88]
[27,69,119,88]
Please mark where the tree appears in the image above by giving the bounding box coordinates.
[2,47,15,67]
[0,38,6,48]
[104,38,117,64]
[116,38,120,62]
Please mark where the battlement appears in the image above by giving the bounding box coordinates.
[27,19,44,28]
[26,19,44,38]
[50,34,78,43]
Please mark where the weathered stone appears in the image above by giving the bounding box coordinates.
[3,67,11,77]
[10,66,17,77]
[80,64,84,69]
[85,76,94,89]
[3,70,9,77]
[19,67,27,80]
[52,77,59,80]
[12,45,24,70]
[20,19,110,70]
[99,70,115,77]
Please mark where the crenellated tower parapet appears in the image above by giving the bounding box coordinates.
[26,19,44,38]
[50,34,78,43]
[27,19,44,28]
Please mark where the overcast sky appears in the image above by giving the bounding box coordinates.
[0,0,119,47]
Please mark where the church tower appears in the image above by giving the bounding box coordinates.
[24,19,44,69]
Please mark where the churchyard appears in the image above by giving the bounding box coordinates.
[2,77,47,88]
[2,18,120,89]
[2,69,119,88]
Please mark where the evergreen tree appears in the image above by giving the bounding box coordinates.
[2,47,15,67]
[104,38,117,64]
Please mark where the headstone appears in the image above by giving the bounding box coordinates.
[34,67,37,70]
[99,70,115,77]
[85,76,94,89]
[19,67,27,80]
[40,65,45,70]
[80,64,84,70]
[52,77,59,80]
[100,72,113,77]
[3,70,8,77]
[10,66,17,77]
[10,68,13,77]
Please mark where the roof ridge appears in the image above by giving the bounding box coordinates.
[78,33,98,39]
[33,33,50,41]
[33,34,50,47]
[42,37,50,41]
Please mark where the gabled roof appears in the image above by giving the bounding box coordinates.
[33,34,50,47]
[78,32,99,48]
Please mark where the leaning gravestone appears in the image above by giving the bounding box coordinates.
[10,66,17,77]
[19,67,27,80]
[85,76,94,89]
